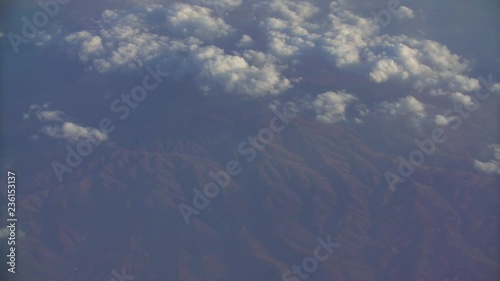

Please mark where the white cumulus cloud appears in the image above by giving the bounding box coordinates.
[379,96,427,118]
[473,144,500,176]
[23,104,109,143]
[167,3,234,40]
[395,6,415,20]
[41,122,108,142]
[312,91,357,124]
[190,46,292,97]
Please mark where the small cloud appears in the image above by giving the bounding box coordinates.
[450,92,475,107]
[491,83,500,94]
[395,6,415,20]
[0,227,8,239]
[379,96,427,118]
[237,34,253,48]
[29,103,49,110]
[24,103,109,143]
[434,114,452,126]
[24,103,52,120]
[473,144,500,176]
[190,0,242,17]
[36,110,64,121]
[0,227,25,240]
[41,122,108,142]
[312,91,357,124]
[353,104,370,123]
[473,160,499,175]
[167,3,234,40]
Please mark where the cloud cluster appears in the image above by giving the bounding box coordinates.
[59,3,292,97]
[265,1,478,93]
[364,36,479,94]
[37,0,491,122]
[166,3,234,40]
[63,7,195,73]
[256,0,319,58]
[23,103,64,121]
[23,104,108,143]
[319,1,378,67]
[190,46,292,96]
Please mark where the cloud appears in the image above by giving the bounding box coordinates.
[319,1,378,67]
[377,96,429,127]
[379,96,427,118]
[29,103,49,110]
[190,46,292,96]
[265,0,319,23]
[366,37,479,95]
[166,3,234,40]
[42,0,487,109]
[57,3,293,97]
[369,58,405,83]
[449,92,475,107]
[256,0,319,58]
[237,34,253,48]
[81,36,103,54]
[353,103,370,123]
[189,0,243,17]
[473,160,499,175]
[255,0,480,98]
[253,0,481,106]
[491,83,500,94]
[37,110,64,121]
[41,122,108,142]
[473,144,500,176]
[23,103,63,121]
[395,6,415,20]
[62,6,204,73]
[24,104,108,143]
[260,17,318,58]
[0,228,8,239]
[0,227,25,240]
[311,91,357,124]
[434,114,452,126]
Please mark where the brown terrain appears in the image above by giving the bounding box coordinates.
[1,97,499,281]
